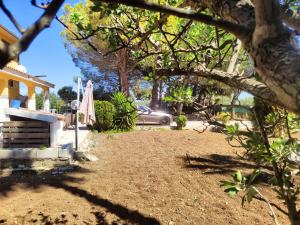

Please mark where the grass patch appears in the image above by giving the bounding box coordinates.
[101,129,133,135]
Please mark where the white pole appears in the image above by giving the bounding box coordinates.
[75,77,81,151]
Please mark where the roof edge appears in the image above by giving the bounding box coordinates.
[0,24,19,41]
[1,66,55,89]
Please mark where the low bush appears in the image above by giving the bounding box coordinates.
[111,92,137,131]
[176,115,187,130]
[93,100,116,131]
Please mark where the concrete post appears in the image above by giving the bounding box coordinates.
[50,120,64,147]
[0,79,10,121]
[27,85,36,110]
[43,88,50,112]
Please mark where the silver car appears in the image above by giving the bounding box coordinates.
[136,106,173,125]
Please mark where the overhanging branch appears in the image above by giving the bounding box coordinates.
[0,0,25,34]
[0,0,65,68]
[95,0,249,40]
[157,68,281,107]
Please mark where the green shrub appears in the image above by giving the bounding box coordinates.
[93,100,116,131]
[176,115,187,130]
[78,112,84,123]
[111,92,137,131]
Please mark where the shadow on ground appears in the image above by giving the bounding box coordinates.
[180,153,272,175]
[0,166,161,225]
[180,153,288,215]
[26,210,135,225]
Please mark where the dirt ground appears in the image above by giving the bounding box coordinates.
[0,130,296,225]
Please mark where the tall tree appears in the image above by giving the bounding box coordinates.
[60,1,143,95]
[57,86,77,102]
[117,48,129,95]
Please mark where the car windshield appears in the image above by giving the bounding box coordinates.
[137,106,151,112]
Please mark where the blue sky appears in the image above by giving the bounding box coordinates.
[0,0,82,92]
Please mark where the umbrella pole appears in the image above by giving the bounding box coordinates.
[75,111,78,151]
[75,77,81,151]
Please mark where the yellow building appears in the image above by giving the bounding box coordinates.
[0,25,66,148]
[0,24,55,121]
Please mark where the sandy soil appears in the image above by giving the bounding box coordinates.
[0,130,295,225]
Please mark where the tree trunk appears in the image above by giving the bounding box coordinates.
[176,102,183,115]
[117,48,129,96]
[214,0,300,113]
[248,39,300,113]
[150,75,159,110]
[159,79,163,108]
[151,42,162,111]
[205,0,300,113]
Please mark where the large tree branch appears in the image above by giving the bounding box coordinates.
[0,0,65,68]
[94,0,249,40]
[157,68,281,106]
[192,0,300,33]
[252,0,285,47]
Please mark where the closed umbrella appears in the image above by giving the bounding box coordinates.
[80,80,96,125]
[74,79,98,161]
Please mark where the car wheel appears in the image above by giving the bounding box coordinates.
[160,116,170,125]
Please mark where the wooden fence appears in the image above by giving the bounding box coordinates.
[0,121,50,148]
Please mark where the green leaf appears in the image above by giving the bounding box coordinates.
[246,186,258,203]
[247,169,261,185]
[234,171,243,182]
[227,189,238,197]
[220,180,236,189]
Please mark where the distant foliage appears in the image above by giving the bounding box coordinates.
[50,94,64,114]
[36,92,64,113]
[36,93,44,110]
[111,92,137,131]
[239,97,254,106]
[58,86,77,103]
[176,115,187,130]
[164,86,194,104]
[93,101,116,131]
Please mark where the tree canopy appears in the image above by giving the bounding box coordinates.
[57,86,77,102]
[58,0,300,113]
[0,0,299,113]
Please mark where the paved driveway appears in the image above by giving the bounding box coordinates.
[136,120,253,131]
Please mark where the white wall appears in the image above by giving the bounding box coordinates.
[50,120,64,147]
[27,98,36,111]
[0,95,9,122]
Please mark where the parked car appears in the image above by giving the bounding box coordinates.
[136,106,173,125]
